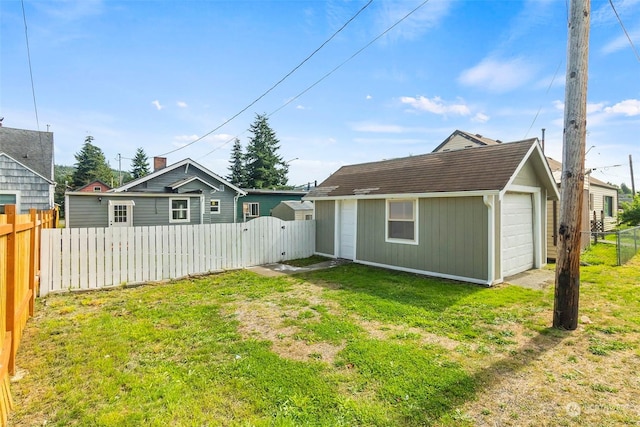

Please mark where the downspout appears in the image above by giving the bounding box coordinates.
[200,194,205,224]
[65,193,70,228]
[483,195,495,285]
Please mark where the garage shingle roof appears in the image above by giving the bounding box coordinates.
[308,139,537,198]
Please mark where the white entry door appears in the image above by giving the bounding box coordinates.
[339,200,356,260]
[108,200,135,227]
[502,193,534,277]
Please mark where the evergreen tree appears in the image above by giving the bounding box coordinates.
[227,138,248,187]
[244,114,288,189]
[130,147,151,180]
[71,136,115,188]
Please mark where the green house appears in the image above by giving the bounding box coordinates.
[238,189,308,222]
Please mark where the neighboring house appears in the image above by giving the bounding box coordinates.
[0,126,55,213]
[76,180,112,193]
[65,157,245,228]
[271,200,314,221]
[238,189,307,222]
[431,129,502,152]
[305,139,559,286]
[545,157,619,260]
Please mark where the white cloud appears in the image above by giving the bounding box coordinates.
[151,100,163,110]
[177,101,188,108]
[296,105,306,110]
[604,99,640,116]
[472,112,490,123]
[587,103,606,114]
[459,57,536,92]
[400,96,471,116]
[366,95,373,100]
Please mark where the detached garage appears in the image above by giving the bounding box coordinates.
[305,139,559,286]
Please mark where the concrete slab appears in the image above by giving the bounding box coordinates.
[250,259,351,277]
[504,268,555,290]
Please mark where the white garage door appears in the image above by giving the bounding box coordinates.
[339,200,356,260]
[502,193,534,277]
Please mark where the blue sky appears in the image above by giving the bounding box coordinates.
[2,0,639,188]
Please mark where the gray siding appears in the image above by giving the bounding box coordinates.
[67,194,226,228]
[128,165,224,193]
[356,197,488,281]
[271,204,295,221]
[0,155,53,213]
[315,200,335,255]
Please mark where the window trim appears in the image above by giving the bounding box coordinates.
[244,202,260,218]
[170,197,191,223]
[0,191,20,210]
[210,199,221,214]
[603,195,614,217]
[385,199,418,245]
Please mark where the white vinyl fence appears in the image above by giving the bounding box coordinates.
[40,217,315,296]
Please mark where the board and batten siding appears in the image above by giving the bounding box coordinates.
[314,200,335,256]
[356,197,488,281]
[0,155,53,213]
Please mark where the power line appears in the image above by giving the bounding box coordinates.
[158,0,374,157]
[198,0,433,161]
[523,59,563,139]
[21,0,40,133]
[609,0,640,62]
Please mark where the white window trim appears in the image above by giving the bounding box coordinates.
[170,197,190,223]
[244,202,260,218]
[210,199,221,214]
[0,191,21,211]
[385,199,419,245]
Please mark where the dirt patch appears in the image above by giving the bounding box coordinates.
[357,319,461,351]
[230,282,345,363]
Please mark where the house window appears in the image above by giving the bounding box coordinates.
[243,202,259,218]
[603,196,614,217]
[113,204,128,223]
[93,186,102,192]
[386,199,417,243]
[589,193,594,211]
[210,199,220,214]
[170,198,190,223]
[0,192,19,213]
[305,214,313,220]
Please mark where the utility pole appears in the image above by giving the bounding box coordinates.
[630,155,636,196]
[117,153,123,187]
[554,0,590,330]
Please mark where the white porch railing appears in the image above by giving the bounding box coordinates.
[40,217,315,296]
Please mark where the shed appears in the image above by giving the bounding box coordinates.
[305,139,559,285]
[271,200,314,221]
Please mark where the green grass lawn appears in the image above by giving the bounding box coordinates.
[10,246,640,426]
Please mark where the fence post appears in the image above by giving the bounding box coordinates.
[29,209,38,317]
[4,205,17,376]
[617,231,621,266]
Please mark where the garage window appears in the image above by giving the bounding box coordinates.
[386,199,418,244]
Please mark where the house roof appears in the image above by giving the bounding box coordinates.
[0,126,54,180]
[307,139,557,199]
[112,158,246,195]
[243,189,308,196]
[431,129,503,152]
[280,200,314,210]
[75,179,112,192]
[546,157,619,189]
[0,152,55,184]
